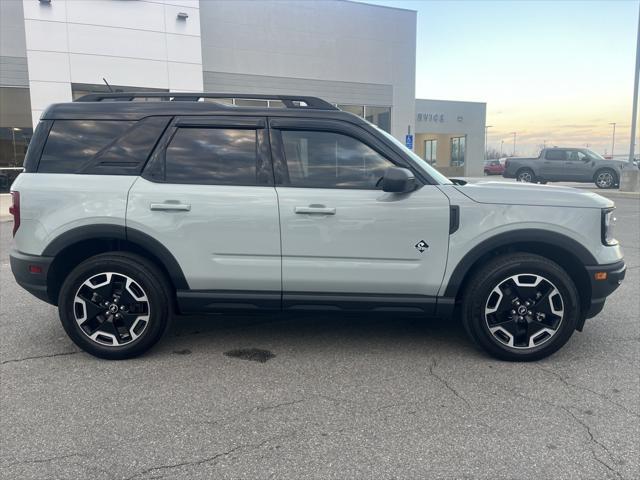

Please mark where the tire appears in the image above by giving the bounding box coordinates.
[594,168,617,189]
[58,252,172,359]
[461,253,580,361]
[516,168,536,183]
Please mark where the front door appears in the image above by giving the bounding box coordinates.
[269,118,451,312]
[565,149,596,181]
[127,116,281,311]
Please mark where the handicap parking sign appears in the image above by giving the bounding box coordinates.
[405,134,413,150]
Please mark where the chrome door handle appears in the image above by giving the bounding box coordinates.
[150,202,191,212]
[294,205,336,215]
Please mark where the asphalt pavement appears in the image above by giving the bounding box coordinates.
[1,194,638,480]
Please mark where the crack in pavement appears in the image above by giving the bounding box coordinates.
[428,358,472,408]
[3,453,87,468]
[534,364,639,419]
[558,405,623,480]
[123,432,295,480]
[1,350,80,365]
[492,382,624,479]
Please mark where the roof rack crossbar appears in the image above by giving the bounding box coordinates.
[74,92,338,110]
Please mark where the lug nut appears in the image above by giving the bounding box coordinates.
[528,310,532,315]
[511,309,516,315]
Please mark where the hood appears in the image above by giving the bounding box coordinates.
[454,181,613,209]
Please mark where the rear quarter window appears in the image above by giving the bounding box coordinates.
[38,120,135,173]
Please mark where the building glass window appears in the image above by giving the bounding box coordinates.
[365,106,391,133]
[0,87,33,191]
[338,104,365,117]
[450,136,466,166]
[424,139,437,164]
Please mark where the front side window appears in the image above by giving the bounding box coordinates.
[39,120,134,173]
[165,128,257,185]
[280,130,394,189]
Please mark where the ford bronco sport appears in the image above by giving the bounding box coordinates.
[9,93,625,361]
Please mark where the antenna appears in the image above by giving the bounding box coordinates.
[102,78,114,92]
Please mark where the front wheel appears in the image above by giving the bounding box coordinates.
[58,252,172,359]
[461,253,580,361]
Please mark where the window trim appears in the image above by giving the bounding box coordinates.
[142,116,273,186]
[268,117,420,190]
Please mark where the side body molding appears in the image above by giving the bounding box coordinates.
[443,229,597,298]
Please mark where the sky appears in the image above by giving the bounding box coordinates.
[357,0,639,157]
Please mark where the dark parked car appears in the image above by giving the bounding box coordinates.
[483,159,504,175]
[503,148,628,188]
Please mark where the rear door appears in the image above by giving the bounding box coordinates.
[540,149,567,179]
[127,116,281,311]
[269,118,451,312]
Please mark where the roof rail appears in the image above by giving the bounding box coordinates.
[74,92,338,110]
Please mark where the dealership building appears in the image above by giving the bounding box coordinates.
[0,0,486,178]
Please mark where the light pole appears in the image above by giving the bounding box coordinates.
[609,123,616,159]
[484,125,493,161]
[511,132,517,156]
[629,2,639,164]
[500,140,504,157]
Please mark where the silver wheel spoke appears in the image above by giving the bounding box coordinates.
[484,273,564,350]
[74,272,150,347]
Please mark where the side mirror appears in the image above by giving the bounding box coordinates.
[382,167,417,193]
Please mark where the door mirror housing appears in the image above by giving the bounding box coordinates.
[381,167,417,193]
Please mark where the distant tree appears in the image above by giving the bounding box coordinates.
[486,147,503,159]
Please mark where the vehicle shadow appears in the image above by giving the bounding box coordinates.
[162,311,481,359]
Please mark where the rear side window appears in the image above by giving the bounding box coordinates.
[39,120,134,173]
[544,150,567,161]
[164,128,258,185]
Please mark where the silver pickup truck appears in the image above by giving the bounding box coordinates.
[502,147,629,188]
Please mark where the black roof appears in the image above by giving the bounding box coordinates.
[42,93,363,122]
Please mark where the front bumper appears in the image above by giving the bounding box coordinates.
[10,250,54,304]
[584,260,626,319]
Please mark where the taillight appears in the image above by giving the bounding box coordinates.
[8,191,20,236]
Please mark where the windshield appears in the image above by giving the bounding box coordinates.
[582,149,605,160]
[374,127,453,185]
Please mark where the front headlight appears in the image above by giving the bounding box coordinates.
[602,208,618,246]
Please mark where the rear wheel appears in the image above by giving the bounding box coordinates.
[58,252,172,359]
[461,253,580,361]
[516,168,536,183]
[594,168,617,189]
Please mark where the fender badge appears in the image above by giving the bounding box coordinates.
[415,240,429,253]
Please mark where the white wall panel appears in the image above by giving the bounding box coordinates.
[26,51,70,82]
[28,80,72,111]
[166,34,201,64]
[22,0,68,22]
[69,54,169,89]
[67,24,167,61]
[163,5,201,36]
[24,19,68,53]
[66,0,165,32]
[168,62,203,91]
